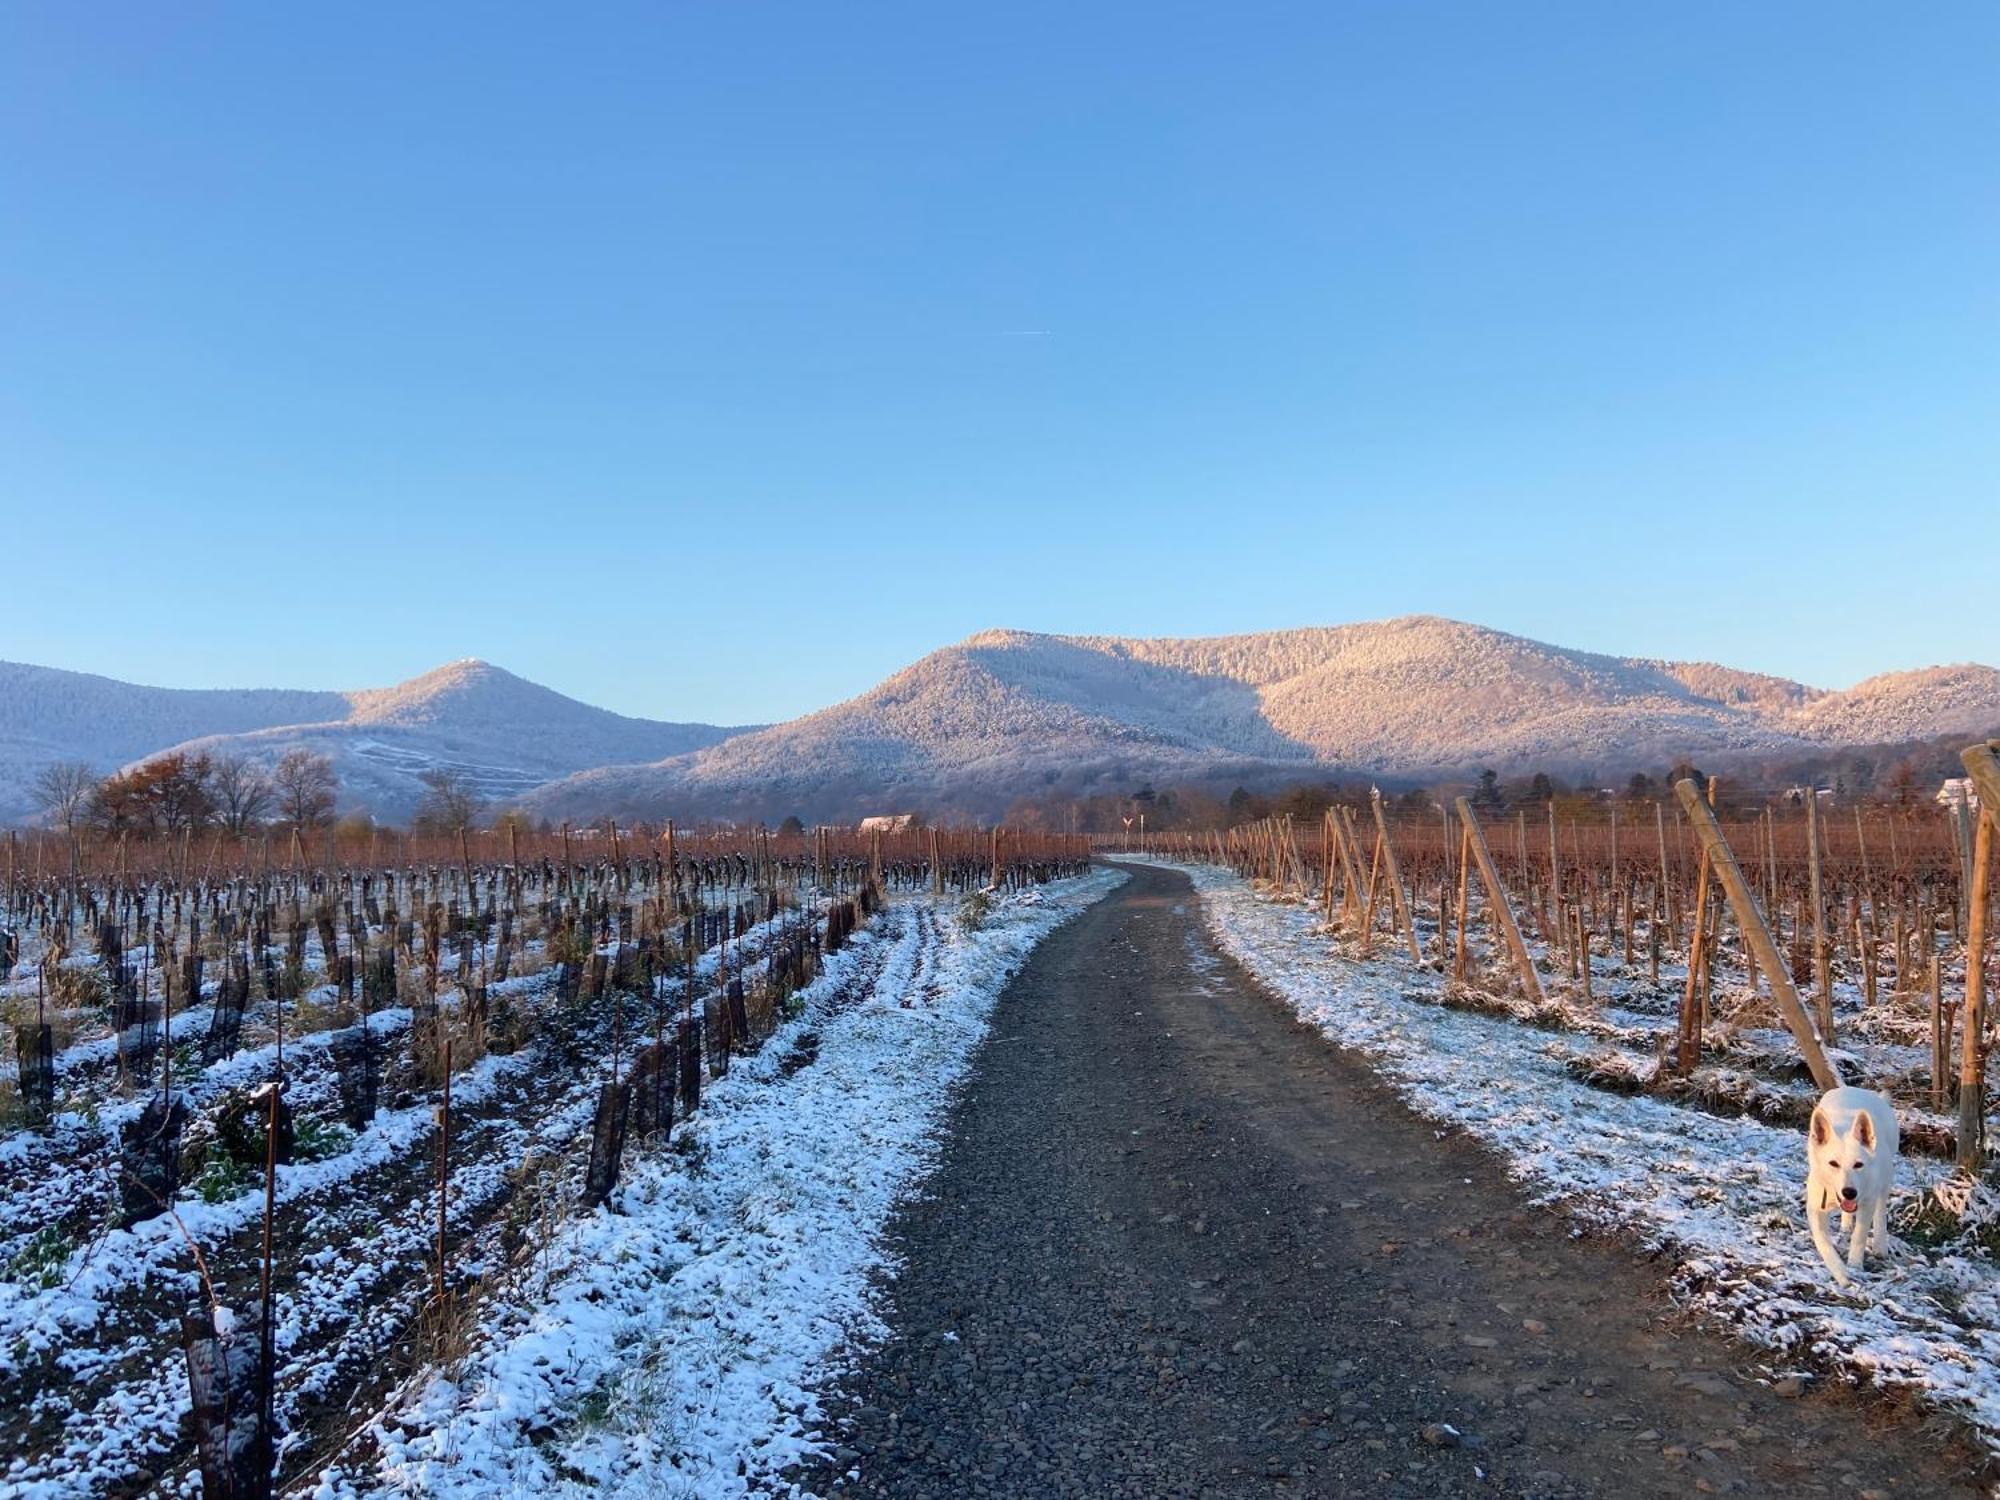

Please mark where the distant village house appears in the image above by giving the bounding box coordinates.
[1938,776,1981,813]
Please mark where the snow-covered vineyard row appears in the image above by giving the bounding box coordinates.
[322,868,1125,1498]
[1121,856,2000,1456]
[0,831,1099,1497]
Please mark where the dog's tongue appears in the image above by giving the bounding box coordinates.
[1841,1201,1858,1217]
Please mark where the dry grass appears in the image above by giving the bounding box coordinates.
[414,1280,487,1370]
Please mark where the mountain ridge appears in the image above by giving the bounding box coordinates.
[3,619,1993,826]
[517,616,2000,822]
[0,657,752,823]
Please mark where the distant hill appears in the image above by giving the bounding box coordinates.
[0,658,751,823]
[7,620,1993,828]
[518,617,2000,822]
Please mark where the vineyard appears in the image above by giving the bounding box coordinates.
[0,824,1093,1497]
[1114,741,2000,1448]
[1128,759,1993,1147]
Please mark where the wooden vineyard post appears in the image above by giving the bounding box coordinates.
[930,828,944,896]
[1765,807,1778,913]
[1673,779,1841,1091]
[1858,912,1876,1008]
[1453,825,1473,984]
[1806,790,1833,1041]
[1575,905,1592,1000]
[1436,869,1453,968]
[1454,798,1544,1003]
[1955,741,2000,1167]
[1654,802,1669,923]
[1951,795,1978,934]
[1514,813,1530,913]
[1855,806,1875,958]
[1677,777,1717,1074]
[1932,954,1949,1110]
[1547,803,1563,963]
[1622,881,1636,969]
[1335,810,1363,931]
[1353,813,1383,958]
[1370,789,1423,963]
[1321,809,1338,924]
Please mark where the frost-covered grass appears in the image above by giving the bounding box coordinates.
[316,869,1125,1499]
[1123,858,2000,1457]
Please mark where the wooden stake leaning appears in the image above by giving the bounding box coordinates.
[1330,808,1368,946]
[1673,779,1841,1092]
[1454,798,1543,1004]
[1677,777,1717,1074]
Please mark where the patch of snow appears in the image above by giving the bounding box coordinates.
[1121,858,2000,1455]
[321,869,1126,1499]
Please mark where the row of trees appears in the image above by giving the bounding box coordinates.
[996,751,1970,837]
[33,751,338,837]
[28,755,489,839]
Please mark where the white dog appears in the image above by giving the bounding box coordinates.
[1806,1086,1899,1287]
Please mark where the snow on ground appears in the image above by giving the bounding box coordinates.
[1117,858,2000,1456]
[318,868,1125,1499]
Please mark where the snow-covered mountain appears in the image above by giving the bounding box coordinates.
[0,659,749,824]
[520,617,2000,822]
[7,620,1993,828]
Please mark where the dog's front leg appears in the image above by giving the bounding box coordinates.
[1868,1192,1891,1255]
[1845,1205,1868,1273]
[1809,1188,1850,1286]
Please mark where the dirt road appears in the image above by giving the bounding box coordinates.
[799,862,1982,1498]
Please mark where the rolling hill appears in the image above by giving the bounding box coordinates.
[0,658,750,824]
[6,619,1994,827]
[518,617,2000,822]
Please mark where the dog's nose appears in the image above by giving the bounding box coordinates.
[1840,1188,1858,1201]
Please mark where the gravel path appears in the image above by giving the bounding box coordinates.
[798,863,1985,1498]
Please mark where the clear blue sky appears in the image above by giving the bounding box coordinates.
[3,3,1995,725]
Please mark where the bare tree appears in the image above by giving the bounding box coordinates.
[32,761,98,835]
[211,755,275,834]
[272,749,338,829]
[413,767,483,836]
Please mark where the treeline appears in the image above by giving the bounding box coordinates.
[997,736,1980,836]
[26,754,523,840]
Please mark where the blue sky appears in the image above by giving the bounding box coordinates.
[2,3,1995,725]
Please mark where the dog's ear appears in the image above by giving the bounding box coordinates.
[1811,1111,1829,1147]
[1855,1113,1875,1151]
